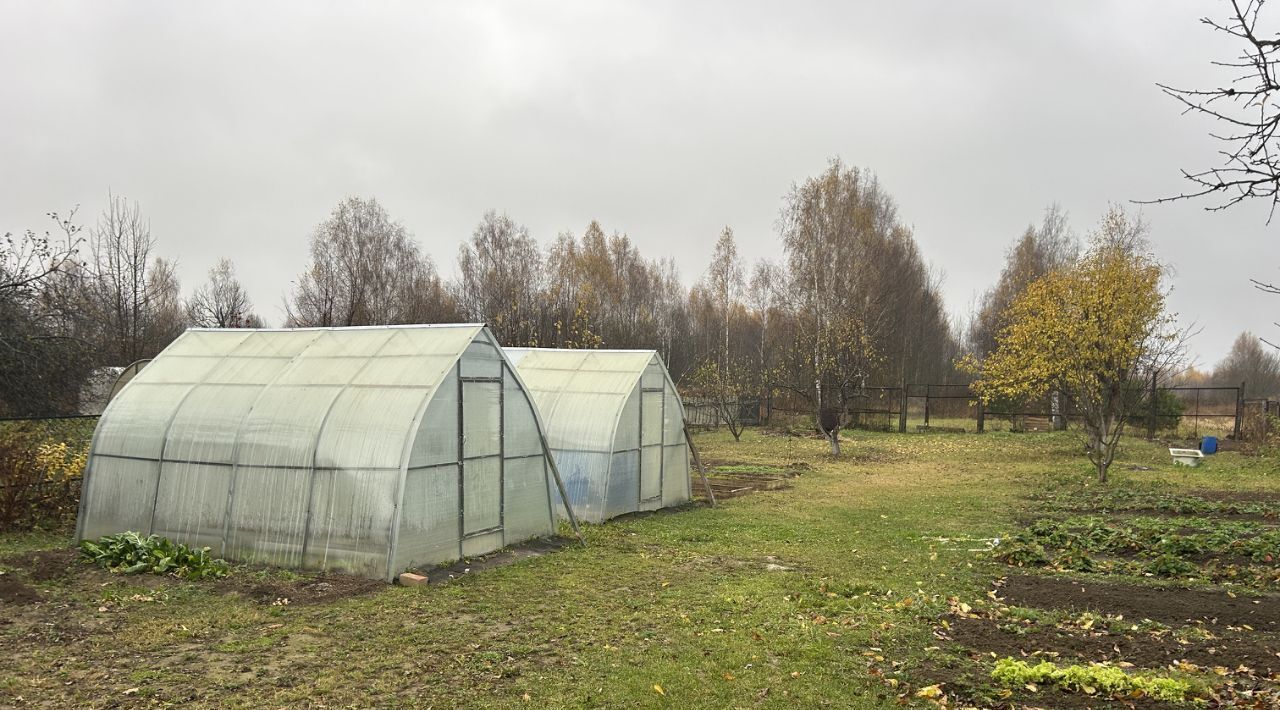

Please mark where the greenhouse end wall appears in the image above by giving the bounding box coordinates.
[507,348,692,524]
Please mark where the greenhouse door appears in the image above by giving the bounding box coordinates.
[461,377,504,554]
[639,387,665,503]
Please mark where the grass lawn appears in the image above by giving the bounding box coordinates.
[1,427,1276,707]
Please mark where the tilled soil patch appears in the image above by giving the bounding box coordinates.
[946,615,1280,676]
[1000,574,1280,630]
[0,574,40,605]
[1,548,80,582]
[215,573,385,605]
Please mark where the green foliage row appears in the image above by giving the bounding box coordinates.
[991,658,1198,702]
[79,532,229,579]
[1042,489,1280,517]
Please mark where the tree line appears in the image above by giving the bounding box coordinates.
[4,158,1274,424]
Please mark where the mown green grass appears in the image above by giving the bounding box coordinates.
[0,427,1274,707]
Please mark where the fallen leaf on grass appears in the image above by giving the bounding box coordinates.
[653,684,665,696]
[915,684,943,698]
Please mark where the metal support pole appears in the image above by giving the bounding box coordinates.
[1234,382,1244,439]
[684,421,716,507]
[1146,371,1157,441]
[536,427,584,545]
[898,385,907,433]
[924,385,931,427]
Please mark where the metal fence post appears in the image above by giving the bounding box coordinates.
[976,395,985,434]
[923,384,931,427]
[1234,381,1244,439]
[1146,371,1157,441]
[898,385,907,433]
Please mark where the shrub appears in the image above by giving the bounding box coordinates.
[79,532,230,579]
[0,422,88,531]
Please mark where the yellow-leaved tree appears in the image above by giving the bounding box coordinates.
[973,208,1183,483]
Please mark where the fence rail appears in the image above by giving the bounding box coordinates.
[683,383,1266,441]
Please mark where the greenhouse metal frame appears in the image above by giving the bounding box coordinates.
[76,324,576,581]
[506,348,691,523]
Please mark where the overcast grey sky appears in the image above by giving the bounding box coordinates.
[2,1,1277,367]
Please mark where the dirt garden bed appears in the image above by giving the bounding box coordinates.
[920,489,1280,707]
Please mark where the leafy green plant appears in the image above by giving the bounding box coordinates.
[79,532,229,579]
[991,658,1199,702]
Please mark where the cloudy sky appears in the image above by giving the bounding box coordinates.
[2,1,1277,367]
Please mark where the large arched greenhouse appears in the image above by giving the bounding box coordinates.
[505,348,691,523]
[76,325,571,581]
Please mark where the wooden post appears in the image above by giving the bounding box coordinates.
[898,385,907,434]
[923,384,931,427]
[976,396,985,434]
[684,420,716,507]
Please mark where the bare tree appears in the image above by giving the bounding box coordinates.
[1215,330,1280,396]
[187,258,261,328]
[85,194,186,364]
[968,205,1078,358]
[779,158,897,455]
[1155,0,1280,214]
[454,210,544,345]
[0,209,96,415]
[287,196,458,327]
[704,227,744,372]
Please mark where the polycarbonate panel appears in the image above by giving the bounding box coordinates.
[463,456,502,534]
[642,360,666,390]
[79,455,159,539]
[304,329,396,357]
[552,450,611,522]
[151,462,231,548]
[641,390,664,446]
[158,329,254,357]
[460,340,502,379]
[274,356,369,386]
[203,356,294,385]
[226,329,323,358]
[640,446,663,502]
[664,383,686,441]
[462,529,503,557]
[463,381,501,459]
[605,450,641,520]
[236,386,341,467]
[503,457,551,541]
[503,370,542,458]
[663,444,691,506]
[352,354,456,387]
[409,368,458,467]
[316,387,430,469]
[394,464,461,571]
[303,468,397,578]
[615,389,640,450]
[93,383,192,458]
[163,385,260,464]
[224,466,312,567]
[540,392,623,446]
[130,356,223,384]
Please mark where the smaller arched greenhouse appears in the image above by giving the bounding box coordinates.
[505,348,691,523]
[76,325,572,581]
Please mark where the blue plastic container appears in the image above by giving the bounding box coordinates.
[1200,436,1218,455]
